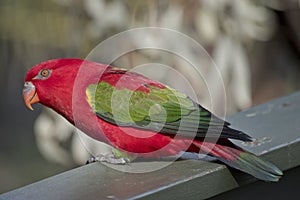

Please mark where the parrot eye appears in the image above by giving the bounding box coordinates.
[38,69,51,79]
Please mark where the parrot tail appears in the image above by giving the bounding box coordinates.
[193,141,283,182]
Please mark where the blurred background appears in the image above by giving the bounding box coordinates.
[0,0,300,194]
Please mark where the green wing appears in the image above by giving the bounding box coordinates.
[86,80,251,141]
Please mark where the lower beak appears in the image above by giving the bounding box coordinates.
[23,81,40,110]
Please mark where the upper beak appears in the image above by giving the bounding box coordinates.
[23,81,40,110]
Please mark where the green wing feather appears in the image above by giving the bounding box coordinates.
[86,80,252,141]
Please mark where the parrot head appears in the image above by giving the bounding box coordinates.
[23,59,83,111]
[23,58,104,121]
[23,58,109,119]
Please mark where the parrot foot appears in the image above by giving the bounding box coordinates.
[86,154,130,165]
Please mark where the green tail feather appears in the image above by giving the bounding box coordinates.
[212,146,282,182]
[195,142,283,182]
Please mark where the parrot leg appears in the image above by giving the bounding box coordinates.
[86,149,137,165]
[86,153,130,164]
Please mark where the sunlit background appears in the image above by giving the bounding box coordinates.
[0,0,300,194]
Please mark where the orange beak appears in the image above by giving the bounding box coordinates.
[23,81,40,110]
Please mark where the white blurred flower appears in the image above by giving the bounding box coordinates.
[84,0,128,39]
[196,0,277,112]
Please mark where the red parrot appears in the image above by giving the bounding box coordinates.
[23,58,282,181]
